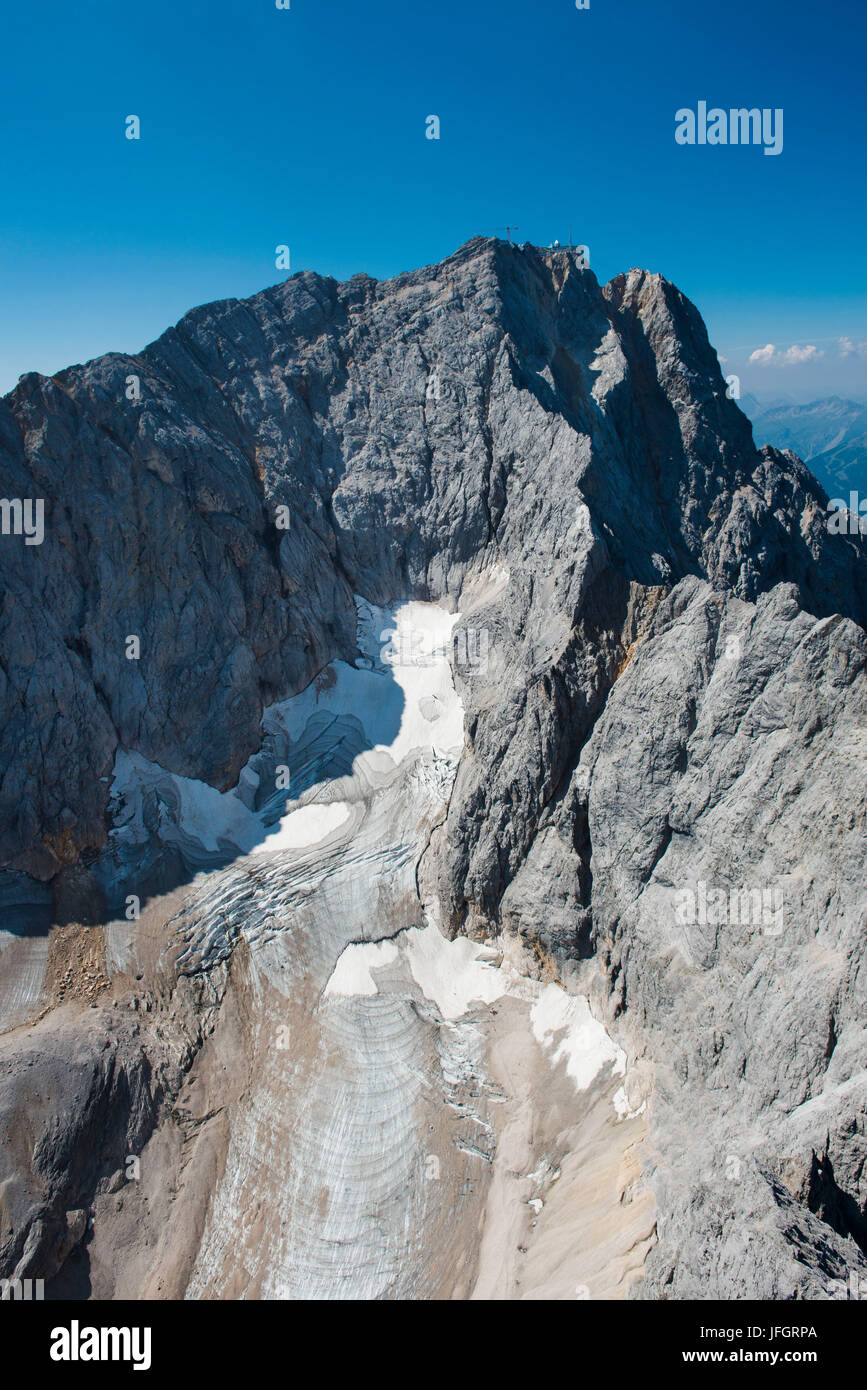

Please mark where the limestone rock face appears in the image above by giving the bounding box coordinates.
[0,238,864,1300]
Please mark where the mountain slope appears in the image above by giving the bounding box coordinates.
[0,238,865,1300]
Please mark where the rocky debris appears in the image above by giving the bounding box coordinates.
[43,923,110,1007]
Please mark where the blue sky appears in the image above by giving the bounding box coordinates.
[2,0,865,401]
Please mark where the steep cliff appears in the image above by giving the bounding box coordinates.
[0,238,864,1299]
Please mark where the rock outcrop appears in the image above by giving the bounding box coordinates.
[0,238,864,1299]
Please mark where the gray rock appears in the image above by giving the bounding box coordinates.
[1,237,865,1299]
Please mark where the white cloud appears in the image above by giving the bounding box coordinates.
[748,342,823,366]
[781,344,823,364]
[749,343,777,365]
[838,336,867,357]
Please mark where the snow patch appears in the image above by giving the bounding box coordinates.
[530,985,626,1092]
[253,801,352,854]
[324,923,630,1103]
[108,595,465,866]
[109,750,262,856]
[323,939,400,999]
[613,1086,647,1120]
[403,925,506,1021]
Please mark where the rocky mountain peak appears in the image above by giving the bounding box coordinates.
[1,240,865,1303]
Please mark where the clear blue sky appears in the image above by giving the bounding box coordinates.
[2,0,865,401]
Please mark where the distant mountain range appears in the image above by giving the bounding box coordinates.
[741,394,867,500]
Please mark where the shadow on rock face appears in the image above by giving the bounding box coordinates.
[808,1151,867,1258]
